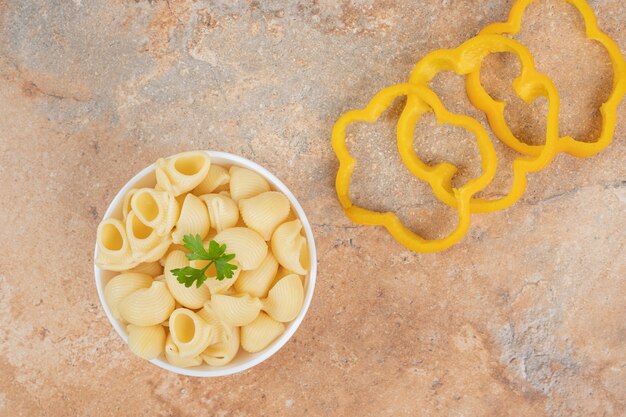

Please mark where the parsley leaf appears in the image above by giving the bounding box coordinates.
[181,234,211,261]
[169,234,238,288]
[170,265,210,288]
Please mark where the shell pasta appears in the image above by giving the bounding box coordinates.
[211,294,263,327]
[104,273,153,320]
[169,308,214,358]
[229,166,270,202]
[118,281,175,326]
[200,194,239,233]
[192,164,230,195]
[234,252,279,298]
[96,219,138,271]
[239,191,290,240]
[155,151,211,196]
[165,333,204,367]
[127,324,166,360]
[130,188,180,236]
[241,312,285,353]
[262,274,304,322]
[271,220,310,275]
[126,211,172,262]
[97,152,310,368]
[171,194,210,244]
[213,227,267,270]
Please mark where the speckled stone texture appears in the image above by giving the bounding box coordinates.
[0,0,624,416]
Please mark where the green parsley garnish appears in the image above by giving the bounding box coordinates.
[170,234,238,288]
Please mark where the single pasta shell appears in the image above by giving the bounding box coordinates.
[169,308,214,358]
[131,188,180,237]
[155,151,211,196]
[96,218,138,271]
[211,293,263,327]
[239,191,290,241]
[199,193,239,233]
[125,211,172,262]
[233,252,279,298]
[127,324,166,360]
[123,261,163,277]
[165,333,203,368]
[271,219,309,275]
[104,273,153,320]
[214,227,268,271]
[163,250,211,309]
[200,326,240,367]
[119,281,175,326]
[229,166,270,202]
[171,193,210,244]
[192,164,230,195]
[262,274,304,322]
[241,312,285,353]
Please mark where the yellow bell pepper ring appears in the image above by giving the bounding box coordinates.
[332,83,497,253]
[398,34,561,213]
[474,0,626,158]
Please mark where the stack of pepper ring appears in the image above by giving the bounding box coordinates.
[332,0,626,253]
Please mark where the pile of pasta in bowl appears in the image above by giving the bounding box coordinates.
[95,151,311,369]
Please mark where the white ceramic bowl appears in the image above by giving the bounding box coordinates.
[94,151,317,377]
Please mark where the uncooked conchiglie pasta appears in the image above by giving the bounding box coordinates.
[199,193,239,233]
[262,274,304,322]
[96,218,138,271]
[239,191,290,240]
[165,333,203,368]
[169,308,214,358]
[155,151,211,196]
[104,273,153,320]
[130,188,180,236]
[200,325,240,367]
[241,312,285,353]
[122,188,138,219]
[125,211,172,263]
[163,250,211,309]
[211,293,263,327]
[119,281,175,326]
[192,164,230,195]
[127,324,166,360]
[124,261,163,277]
[229,166,270,202]
[234,252,279,298]
[196,301,226,343]
[171,193,210,244]
[271,219,309,275]
[213,227,267,271]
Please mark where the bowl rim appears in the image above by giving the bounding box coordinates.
[93,150,317,377]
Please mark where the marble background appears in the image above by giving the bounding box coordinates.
[0,0,624,416]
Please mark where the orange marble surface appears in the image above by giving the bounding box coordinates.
[0,1,624,416]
